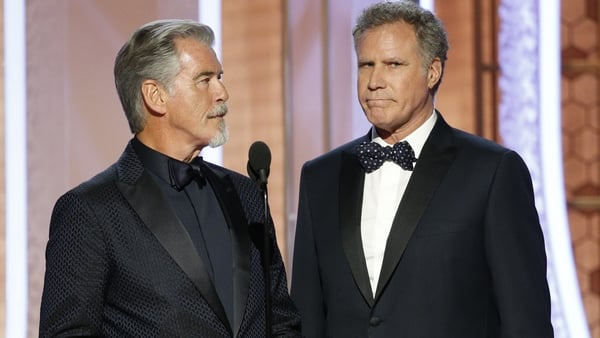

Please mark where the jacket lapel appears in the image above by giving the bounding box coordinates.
[115,144,230,331]
[339,137,375,307]
[202,165,251,338]
[374,114,457,301]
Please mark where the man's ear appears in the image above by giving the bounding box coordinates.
[427,58,442,89]
[141,80,167,115]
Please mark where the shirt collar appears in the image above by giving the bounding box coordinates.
[370,110,437,159]
[131,137,175,185]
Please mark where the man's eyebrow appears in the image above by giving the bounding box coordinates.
[193,70,223,80]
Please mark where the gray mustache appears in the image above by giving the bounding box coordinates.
[208,103,228,118]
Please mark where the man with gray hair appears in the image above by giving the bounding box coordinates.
[40,19,301,337]
[291,1,553,337]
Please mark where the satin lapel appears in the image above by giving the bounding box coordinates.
[339,149,374,306]
[374,115,457,301]
[202,166,251,338]
[116,173,230,329]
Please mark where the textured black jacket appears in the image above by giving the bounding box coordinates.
[40,140,301,337]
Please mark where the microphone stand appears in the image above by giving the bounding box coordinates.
[260,182,272,338]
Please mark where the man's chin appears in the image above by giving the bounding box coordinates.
[208,126,229,148]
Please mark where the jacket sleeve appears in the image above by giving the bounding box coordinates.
[290,163,327,338]
[235,169,303,337]
[268,215,303,337]
[484,150,554,337]
[39,192,107,337]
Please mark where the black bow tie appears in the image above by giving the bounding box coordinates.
[168,156,205,191]
[356,141,417,173]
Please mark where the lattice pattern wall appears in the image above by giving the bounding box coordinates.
[561,0,600,336]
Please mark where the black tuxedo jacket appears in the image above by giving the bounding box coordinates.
[39,141,301,337]
[291,112,553,338]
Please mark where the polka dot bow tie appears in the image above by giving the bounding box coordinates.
[356,141,417,173]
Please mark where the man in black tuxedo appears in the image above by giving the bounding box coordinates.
[39,19,301,337]
[290,1,553,337]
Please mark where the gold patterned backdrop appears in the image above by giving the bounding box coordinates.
[561,0,600,336]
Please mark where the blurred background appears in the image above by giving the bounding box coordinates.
[0,0,598,337]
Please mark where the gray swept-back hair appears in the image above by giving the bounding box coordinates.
[114,19,215,133]
[353,1,449,95]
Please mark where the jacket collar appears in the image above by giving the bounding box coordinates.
[115,140,251,335]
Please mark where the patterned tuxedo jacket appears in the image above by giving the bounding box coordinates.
[40,140,302,337]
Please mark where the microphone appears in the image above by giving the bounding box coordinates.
[247,140,272,336]
[247,141,271,191]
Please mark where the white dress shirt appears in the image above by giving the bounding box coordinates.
[360,112,437,293]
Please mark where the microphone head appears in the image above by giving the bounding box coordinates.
[247,141,271,184]
[248,141,271,171]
